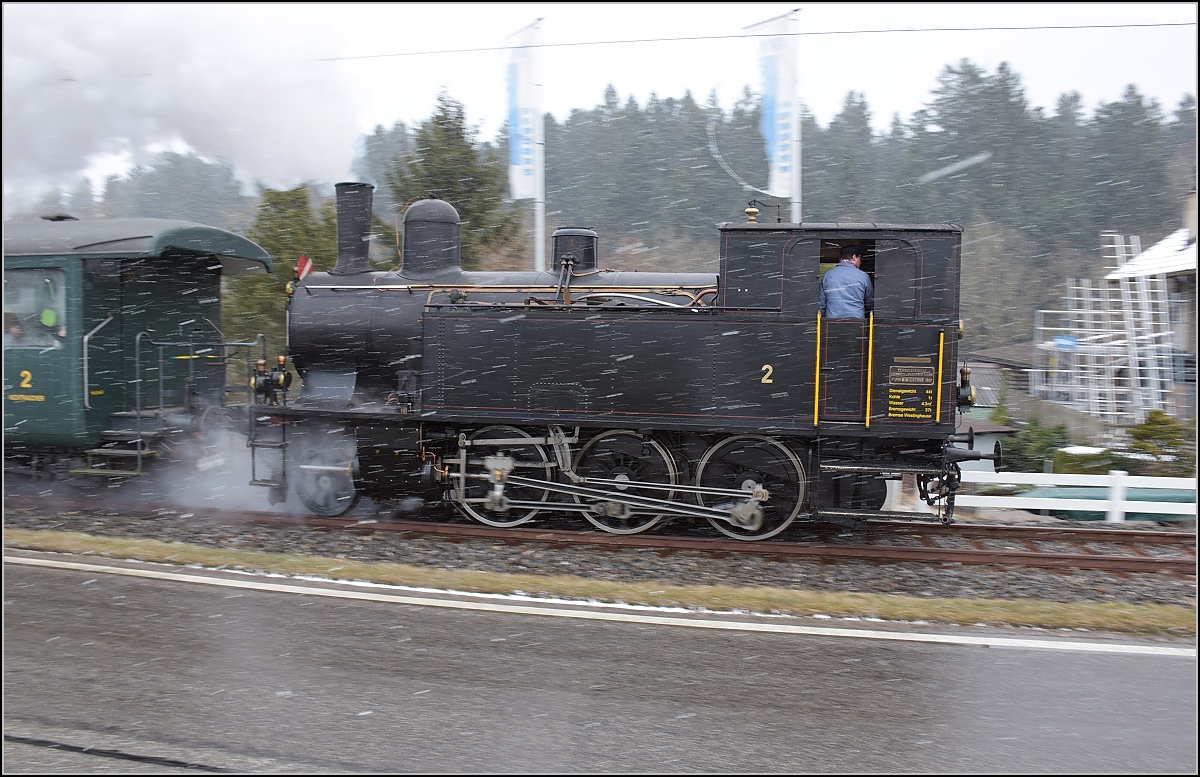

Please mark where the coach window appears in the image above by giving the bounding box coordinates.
[3,269,67,348]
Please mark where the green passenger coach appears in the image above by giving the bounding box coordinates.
[3,215,272,481]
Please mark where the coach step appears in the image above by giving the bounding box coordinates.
[83,448,160,458]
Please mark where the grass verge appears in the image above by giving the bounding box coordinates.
[4,528,1195,638]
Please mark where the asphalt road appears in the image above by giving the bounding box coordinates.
[4,553,1196,774]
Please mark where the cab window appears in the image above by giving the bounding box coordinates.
[873,239,918,318]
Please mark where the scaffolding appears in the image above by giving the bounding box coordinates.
[1031,233,1175,428]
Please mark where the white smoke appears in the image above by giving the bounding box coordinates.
[2,4,369,214]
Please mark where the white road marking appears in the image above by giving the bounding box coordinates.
[6,554,1195,657]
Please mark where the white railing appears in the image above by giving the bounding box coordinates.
[954,470,1197,523]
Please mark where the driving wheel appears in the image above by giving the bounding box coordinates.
[695,435,805,540]
[455,425,553,528]
[572,430,678,534]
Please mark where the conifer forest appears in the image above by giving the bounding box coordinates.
[22,60,1197,355]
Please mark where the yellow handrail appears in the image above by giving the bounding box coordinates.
[936,330,946,423]
[865,312,875,427]
[813,312,822,426]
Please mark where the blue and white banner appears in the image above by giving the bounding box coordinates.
[747,13,797,199]
[507,21,539,201]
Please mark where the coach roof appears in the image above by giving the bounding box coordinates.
[3,217,273,275]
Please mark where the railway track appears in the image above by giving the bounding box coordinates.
[4,494,1195,576]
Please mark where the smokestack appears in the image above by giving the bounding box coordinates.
[331,182,374,275]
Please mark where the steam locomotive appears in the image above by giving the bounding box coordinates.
[248,183,999,540]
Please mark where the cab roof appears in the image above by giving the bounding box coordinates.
[3,217,273,275]
[718,221,963,233]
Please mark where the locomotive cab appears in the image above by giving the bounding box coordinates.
[715,221,965,429]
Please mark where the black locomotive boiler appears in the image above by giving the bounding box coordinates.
[250,182,998,539]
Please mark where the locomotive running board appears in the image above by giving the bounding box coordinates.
[817,463,942,475]
[816,507,955,527]
[815,509,951,522]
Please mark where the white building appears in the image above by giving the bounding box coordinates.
[1031,193,1197,426]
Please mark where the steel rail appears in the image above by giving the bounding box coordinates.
[255,515,1199,574]
[4,495,1193,575]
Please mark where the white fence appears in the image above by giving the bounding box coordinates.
[954,470,1197,523]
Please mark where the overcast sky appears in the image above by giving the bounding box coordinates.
[2,2,1196,217]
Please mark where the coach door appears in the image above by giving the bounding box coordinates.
[81,257,125,433]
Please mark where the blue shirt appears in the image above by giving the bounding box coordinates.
[819,261,874,319]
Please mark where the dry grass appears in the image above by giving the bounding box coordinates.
[5,528,1195,637]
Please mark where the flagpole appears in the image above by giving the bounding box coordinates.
[506,19,544,272]
[533,19,545,273]
[747,9,799,221]
[791,10,801,223]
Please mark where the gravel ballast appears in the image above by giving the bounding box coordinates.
[4,502,1194,608]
